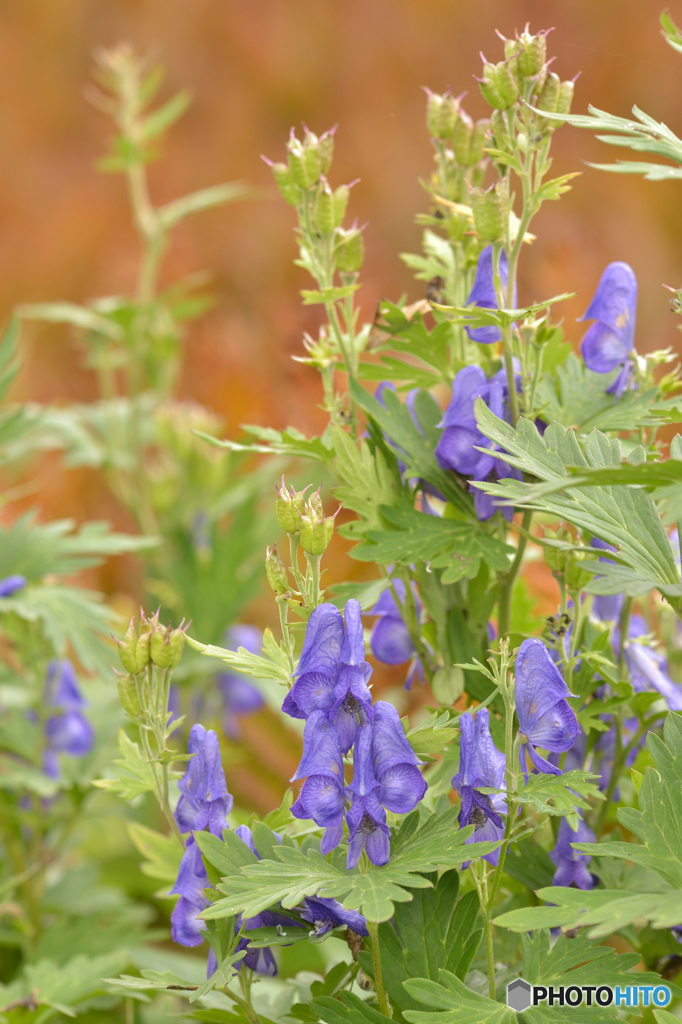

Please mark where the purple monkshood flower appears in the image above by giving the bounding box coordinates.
[452,708,506,866]
[170,839,210,947]
[465,245,516,344]
[300,895,368,937]
[43,660,94,779]
[579,261,637,399]
[282,599,373,754]
[515,639,579,778]
[0,574,26,597]
[435,364,521,522]
[550,814,597,890]
[175,724,233,837]
[369,580,424,689]
[613,615,682,711]
[290,710,347,855]
[218,625,264,739]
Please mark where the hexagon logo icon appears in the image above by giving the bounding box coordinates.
[507,978,532,1011]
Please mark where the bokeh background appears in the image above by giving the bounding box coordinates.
[3,0,682,808]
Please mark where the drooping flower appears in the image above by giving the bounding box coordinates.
[436,364,521,522]
[515,639,579,777]
[290,710,346,855]
[282,599,373,753]
[175,724,233,837]
[465,245,515,344]
[0,575,26,597]
[170,839,210,947]
[43,660,94,778]
[300,895,368,937]
[579,261,637,398]
[452,708,506,865]
[550,814,597,890]
[369,581,424,688]
[365,701,427,815]
[611,615,682,711]
[218,625,264,738]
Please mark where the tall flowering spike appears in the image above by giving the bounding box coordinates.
[550,815,596,890]
[175,724,233,837]
[301,896,368,937]
[465,246,515,344]
[515,639,579,777]
[579,261,637,398]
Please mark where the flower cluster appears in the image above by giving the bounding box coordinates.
[43,659,94,779]
[283,599,427,867]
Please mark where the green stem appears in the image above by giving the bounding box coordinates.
[288,533,305,595]
[367,921,392,1017]
[497,509,533,639]
[594,715,622,837]
[277,596,295,673]
[304,552,322,607]
[618,596,633,677]
[477,866,496,1001]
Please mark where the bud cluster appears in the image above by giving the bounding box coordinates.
[274,480,337,560]
[116,611,187,725]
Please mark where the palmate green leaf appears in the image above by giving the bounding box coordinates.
[518,929,666,1024]
[406,710,459,758]
[495,713,682,938]
[93,729,157,802]
[510,770,604,829]
[474,405,680,596]
[535,353,665,432]
[309,992,389,1024]
[350,379,474,516]
[0,951,130,1020]
[0,513,157,579]
[127,822,183,884]
[402,970,517,1024]
[369,299,454,381]
[186,627,291,686]
[196,424,335,466]
[331,424,398,530]
[357,874,482,1022]
[357,356,442,388]
[352,501,513,581]
[198,808,501,923]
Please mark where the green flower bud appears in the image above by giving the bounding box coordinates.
[149,624,186,670]
[479,60,519,110]
[565,555,593,592]
[556,79,575,116]
[266,544,289,595]
[453,114,473,165]
[318,129,335,175]
[271,162,302,206]
[308,487,324,518]
[490,109,511,152]
[517,31,547,78]
[542,527,571,573]
[335,229,364,273]
[469,119,490,166]
[537,71,561,114]
[299,512,336,556]
[313,181,335,233]
[426,90,459,139]
[117,619,150,675]
[286,130,322,190]
[118,675,142,718]
[303,130,322,185]
[275,479,310,534]
[503,38,523,62]
[332,184,350,227]
[470,180,507,243]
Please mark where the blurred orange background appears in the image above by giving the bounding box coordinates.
[3,0,682,807]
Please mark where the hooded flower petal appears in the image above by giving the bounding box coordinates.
[550,815,596,890]
[515,638,579,753]
[370,616,416,665]
[371,700,421,775]
[45,711,94,757]
[295,603,345,678]
[301,896,368,937]
[465,246,512,344]
[291,710,344,782]
[176,724,232,836]
[377,763,427,814]
[579,262,637,396]
[45,659,86,709]
[283,671,336,719]
[339,599,365,666]
[0,574,26,597]
[625,642,682,711]
[438,365,487,432]
[346,790,390,869]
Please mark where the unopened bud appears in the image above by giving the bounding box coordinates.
[309,487,324,518]
[479,59,519,110]
[469,119,490,166]
[426,90,459,139]
[517,31,547,78]
[318,129,335,175]
[117,619,150,675]
[565,555,592,591]
[490,109,511,152]
[271,162,302,206]
[266,544,289,595]
[537,72,561,114]
[150,625,186,670]
[118,675,142,718]
[543,528,571,573]
[287,130,322,189]
[556,79,575,116]
[470,180,507,243]
[299,512,336,556]
[275,479,310,534]
[335,229,364,273]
